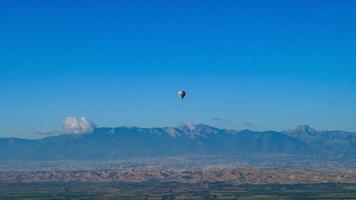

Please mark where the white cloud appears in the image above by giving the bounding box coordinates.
[181,122,196,130]
[60,117,95,134]
[36,117,95,135]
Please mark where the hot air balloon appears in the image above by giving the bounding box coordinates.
[178,90,186,101]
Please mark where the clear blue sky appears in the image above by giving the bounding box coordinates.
[1,0,356,138]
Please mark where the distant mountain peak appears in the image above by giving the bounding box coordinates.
[177,123,220,137]
[295,125,316,132]
[285,125,319,137]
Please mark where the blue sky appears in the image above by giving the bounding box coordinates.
[1,0,356,138]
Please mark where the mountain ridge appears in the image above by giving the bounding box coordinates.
[0,124,355,161]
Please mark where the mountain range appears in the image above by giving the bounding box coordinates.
[0,124,355,161]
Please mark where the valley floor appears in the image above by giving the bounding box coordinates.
[0,181,356,200]
[1,166,355,199]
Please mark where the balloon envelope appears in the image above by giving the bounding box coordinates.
[178,90,186,100]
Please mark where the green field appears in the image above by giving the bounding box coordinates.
[0,181,355,200]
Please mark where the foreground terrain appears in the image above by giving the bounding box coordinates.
[1,167,356,184]
[0,167,355,199]
[0,181,355,200]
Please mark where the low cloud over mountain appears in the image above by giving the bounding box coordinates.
[60,117,95,134]
[37,117,95,135]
